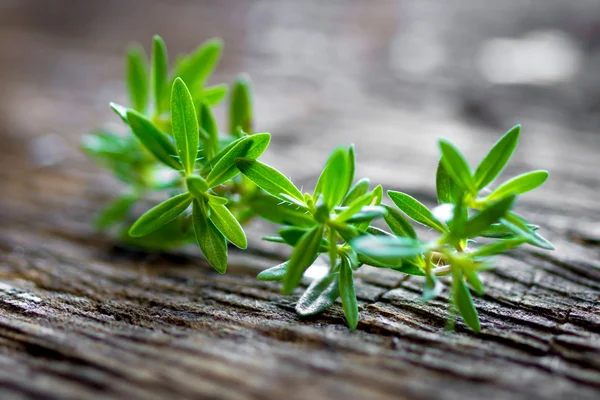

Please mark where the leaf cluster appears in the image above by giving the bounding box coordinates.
[84,36,554,332]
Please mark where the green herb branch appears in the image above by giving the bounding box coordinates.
[84,35,554,333]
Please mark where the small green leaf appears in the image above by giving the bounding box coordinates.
[436,158,461,204]
[463,269,484,296]
[95,192,138,230]
[474,125,520,189]
[342,178,370,206]
[382,204,417,239]
[257,262,288,281]
[339,257,359,330]
[206,194,228,205]
[438,139,476,194]
[487,170,549,201]
[208,202,247,249]
[479,223,538,239]
[130,192,192,237]
[126,110,182,170]
[296,273,340,316]
[500,213,554,250]
[171,78,199,175]
[461,195,516,238]
[279,227,328,251]
[283,224,325,294]
[474,238,528,257]
[452,267,481,333]
[346,145,356,194]
[355,185,383,232]
[235,158,303,201]
[336,191,378,222]
[199,103,219,161]
[192,199,228,273]
[186,176,208,197]
[328,226,338,268]
[200,136,245,175]
[152,35,169,114]
[229,75,253,136]
[351,235,428,262]
[126,44,148,113]
[206,133,271,187]
[345,206,386,223]
[388,191,448,233]
[201,84,228,106]
[249,193,315,227]
[315,147,350,210]
[173,38,223,91]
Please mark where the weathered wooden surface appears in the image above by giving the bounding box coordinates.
[1,1,599,399]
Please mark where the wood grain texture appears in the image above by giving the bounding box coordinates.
[1,1,599,399]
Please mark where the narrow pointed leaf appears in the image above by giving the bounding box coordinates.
[339,257,358,330]
[110,102,129,123]
[249,193,316,227]
[192,199,228,273]
[480,223,539,239]
[474,125,520,189]
[257,262,288,281]
[171,78,199,175]
[229,75,253,136]
[474,238,527,257]
[283,224,325,294]
[452,267,481,333]
[208,202,247,249]
[173,38,223,90]
[463,269,484,296]
[152,35,169,114]
[388,190,447,233]
[235,158,303,201]
[461,195,516,238]
[126,45,148,113]
[382,204,417,239]
[356,185,383,232]
[500,213,554,250]
[436,158,461,204]
[487,170,549,201]
[439,139,476,194]
[316,147,350,210]
[342,178,370,206]
[129,193,192,237]
[296,273,339,316]
[345,206,386,223]
[206,133,270,187]
[201,84,228,106]
[199,103,219,160]
[346,145,356,194]
[351,235,428,262]
[126,110,182,170]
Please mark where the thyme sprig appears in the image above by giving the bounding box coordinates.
[84,36,553,332]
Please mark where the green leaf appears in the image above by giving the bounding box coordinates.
[186,176,208,197]
[452,267,481,333]
[206,133,271,187]
[279,227,328,251]
[346,145,356,195]
[200,136,245,175]
[249,193,316,228]
[351,235,429,263]
[474,125,520,189]
[382,204,417,239]
[130,193,192,237]
[339,257,359,330]
[235,158,303,201]
[173,38,223,91]
[487,170,549,201]
[342,178,370,206]
[461,195,516,238]
[126,44,148,113]
[283,224,325,294]
[474,238,528,257]
[95,192,138,230]
[192,199,228,273]
[328,227,338,268]
[296,273,340,316]
[198,103,219,161]
[126,110,182,170]
[500,213,554,250]
[355,185,383,232]
[387,191,447,233]
[336,191,378,222]
[345,206,386,223]
[436,158,461,204]
[315,147,350,210]
[438,139,476,194]
[152,35,169,114]
[257,262,288,281]
[109,102,129,123]
[171,78,199,175]
[229,75,253,136]
[208,202,247,249]
[201,84,228,106]
[479,223,539,239]
[463,269,484,296]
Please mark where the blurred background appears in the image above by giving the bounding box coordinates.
[1,0,599,227]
